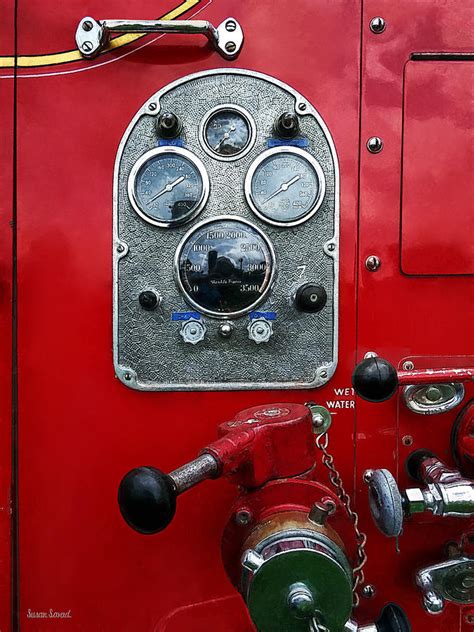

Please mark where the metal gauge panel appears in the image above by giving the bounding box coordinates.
[114,69,339,391]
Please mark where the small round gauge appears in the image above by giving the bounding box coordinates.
[200,104,256,160]
[128,147,209,227]
[245,146,326,227]
[175,216,275,318]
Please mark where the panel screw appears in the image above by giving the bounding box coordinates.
[297,102,307,112]
[225,41,237,53]
[124,372,132,381]
[362,584,376,599]
[403,361,415,370]
[327,243,336,252]
[148,102,158,112]
[81,42,93,53]
[116,244,125,253]
[465,613,474,625]
[370,17,386,34]
[225,19,237,32]
[402,435,413,447]
[367,136,383,153]
[235,509,253,526]
[364,351,378,359]
[320,370,328,379]
[82,20,94,32]
[365,255,381,271]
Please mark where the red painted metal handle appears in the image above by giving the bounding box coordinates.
[398,367,474,386]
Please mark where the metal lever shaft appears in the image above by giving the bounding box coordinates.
[76,16,244,59]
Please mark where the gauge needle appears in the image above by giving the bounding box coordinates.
[214,125,236,151]
[262,175,301,204]
[147,176,185,205]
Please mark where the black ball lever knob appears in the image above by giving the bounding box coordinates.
[376,603,411,632]
[352,357,399,403]
[118,466,177,535]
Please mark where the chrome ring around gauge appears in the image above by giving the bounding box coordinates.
[199,104,256,161]
[127,146,210,228]
[245,146,326,227]
[174,216,276,319]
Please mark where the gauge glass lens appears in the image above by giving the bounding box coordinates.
[204,108,251,157]
[248,150,324,224]
[131,150,206,226]
[176,219,274,317]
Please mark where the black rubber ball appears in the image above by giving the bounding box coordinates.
[352,357,399,403]
[118,467,177,535]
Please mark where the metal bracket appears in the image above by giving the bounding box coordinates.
[75,16,244,60]
[416,556,474,614]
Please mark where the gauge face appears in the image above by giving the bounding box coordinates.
[200,105,255,160]
[175,217,275,318]
[128,147,209,227]
[245,147,326,226]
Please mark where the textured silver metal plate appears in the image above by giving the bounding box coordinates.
[113,69,339,391]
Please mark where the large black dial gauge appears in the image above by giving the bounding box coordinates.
[175,216,276,318]
[128,147,209,228]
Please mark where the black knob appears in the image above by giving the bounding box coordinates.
[376,603,411,632]
[294,284,327,313]
[274,112,300,139]
[352,357,398,403]
[139,291,158,311]
[118,467,177,535]
[156,112,182,139]
[405,449,437,482]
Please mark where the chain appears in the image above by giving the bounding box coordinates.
[315,432,368,608]
[309,616,330,632]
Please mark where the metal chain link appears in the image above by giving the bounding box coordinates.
[315,432,368,608]
[310,616,330,632]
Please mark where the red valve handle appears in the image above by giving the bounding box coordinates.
[352,357,474,403]
[118,404,316,534]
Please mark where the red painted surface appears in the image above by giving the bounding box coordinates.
[397,367,474,386]
[0,0,470,631]
[0,0,14,629]
[401,61,474,276]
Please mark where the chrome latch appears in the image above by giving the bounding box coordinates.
[75,16,244,60]
[416,557,474,614]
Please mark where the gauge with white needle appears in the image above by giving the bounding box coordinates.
[128,147,209,227]
[245,147,326,227]
[200,104,256,161]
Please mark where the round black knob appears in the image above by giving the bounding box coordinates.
[274,112,300,139]
[118,467,177,535]
[294,284,327,313]
[376,603,411,632]
[405,449,436,482]
[352,357,398,403]
[138,291,159,311]
[156,112,182,139]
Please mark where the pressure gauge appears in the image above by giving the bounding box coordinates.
[245,147,326,227]
[128,147,209,227]
[175,216,275,318]
[200,105,256,160]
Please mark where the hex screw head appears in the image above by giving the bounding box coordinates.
[365,255,381,271]
[367,136,383,153]
[370,17,386,34]
[403,361,415,370]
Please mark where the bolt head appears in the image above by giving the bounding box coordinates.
[365,255,381,271]
[370,17,386,34]
[362,584,376,599]
[363,469,374,484]
[425,386,443,402]
[218,322,233,338]
[367,136,383,153]
[234,509,252,526]
[403,361,415,371]
[288,584,315,619]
